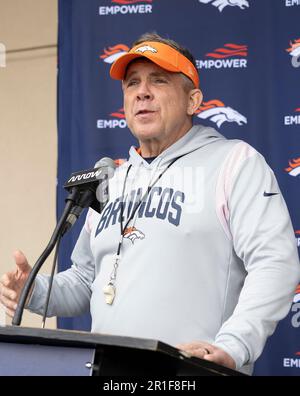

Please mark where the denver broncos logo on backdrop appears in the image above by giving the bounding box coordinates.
[290,284,300,329]
[285,158,300,177]
[196,100,247,128]
[198,0,249,12]
[123,227,145,244]
[286,38,300,68]
[293,284,300,303]
[286,39,300,58]
[100,44,129,64]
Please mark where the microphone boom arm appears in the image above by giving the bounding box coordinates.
[12,158,116,326]
[12,187,81,326]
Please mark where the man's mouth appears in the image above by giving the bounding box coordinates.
[135,109,156,116]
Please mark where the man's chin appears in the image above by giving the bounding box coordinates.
[132,129,162,141]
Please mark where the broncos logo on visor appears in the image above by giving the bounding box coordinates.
[135,45,158,54]
[100,44,129,64]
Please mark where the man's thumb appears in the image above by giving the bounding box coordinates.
[13,250,31,273]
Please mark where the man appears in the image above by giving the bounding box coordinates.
[1,33,299,375]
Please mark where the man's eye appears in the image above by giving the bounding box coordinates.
[127,80,138,87]
[154,78,167,84]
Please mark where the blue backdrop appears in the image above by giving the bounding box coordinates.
[57,0,300,375]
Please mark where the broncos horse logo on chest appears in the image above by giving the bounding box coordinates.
[123,227,145,244]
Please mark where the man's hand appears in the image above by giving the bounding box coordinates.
[176,341,236,370]
[0,251,32,317]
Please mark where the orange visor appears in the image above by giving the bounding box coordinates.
[110,41,199,88]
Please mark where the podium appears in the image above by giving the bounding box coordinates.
[0,326,245,376]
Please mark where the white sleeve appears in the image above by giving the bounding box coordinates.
[214,147,300,369]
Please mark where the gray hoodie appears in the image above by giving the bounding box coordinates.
[28,124,300,375]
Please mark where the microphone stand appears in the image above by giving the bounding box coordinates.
[12,187,81,326]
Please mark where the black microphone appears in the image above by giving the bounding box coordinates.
[12,157,117,326]
[38,157,116,326]
[62,157,116,234]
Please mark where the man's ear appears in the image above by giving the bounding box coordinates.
[187,89,203,116]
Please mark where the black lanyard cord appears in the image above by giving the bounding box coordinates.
[106,152,192,293]
[116,153,186,256]
[104,145,206,300]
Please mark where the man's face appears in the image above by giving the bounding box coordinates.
[122,60,196,150]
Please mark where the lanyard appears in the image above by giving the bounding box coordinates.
[103,153,187,305]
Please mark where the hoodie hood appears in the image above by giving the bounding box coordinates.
[128,124,226,168]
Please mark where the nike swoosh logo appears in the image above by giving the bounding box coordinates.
[263,191,279,197]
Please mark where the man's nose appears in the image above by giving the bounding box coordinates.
[136,81,153,101]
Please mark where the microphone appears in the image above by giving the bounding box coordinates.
[12,157,117,326]
[62,157,116,234]
[94,157,116,212]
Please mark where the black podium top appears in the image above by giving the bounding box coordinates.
[0,326,245,376]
